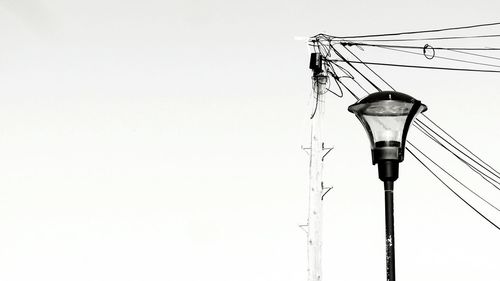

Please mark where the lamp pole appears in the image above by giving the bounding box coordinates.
[384,180,396,281]
[348,91,427,281]
[378,160,399,281]
[375,159,399,281]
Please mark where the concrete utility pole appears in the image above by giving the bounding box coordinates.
[305,53,332,281]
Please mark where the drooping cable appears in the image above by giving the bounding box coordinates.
[407,141,500,212]
[334,77,361,100]
[412,122,500,191]
[421,113,500,177]
[330,47,382,91]
[406,144,500,231]
[415,119,500,181]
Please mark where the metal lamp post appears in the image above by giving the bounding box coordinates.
[348,91,427,281]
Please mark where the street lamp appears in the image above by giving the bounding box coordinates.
[348,91,427,281]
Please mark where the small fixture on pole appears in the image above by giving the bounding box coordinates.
[348,91,427,281]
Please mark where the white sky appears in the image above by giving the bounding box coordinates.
[0,1,499,280]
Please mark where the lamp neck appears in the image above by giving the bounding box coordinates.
[372,146,403,165]
[377,160,399,182]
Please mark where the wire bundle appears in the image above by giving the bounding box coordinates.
[309,22,500,231]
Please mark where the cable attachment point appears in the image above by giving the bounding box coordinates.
[321,182,334,200]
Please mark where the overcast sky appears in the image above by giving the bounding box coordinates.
[0,1,499,281]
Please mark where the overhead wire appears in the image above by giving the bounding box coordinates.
[341,42,500,52]
[370,45,500,69]
[327,59,500,73]
[326,59,366,99]
[330,46,382,91]
[412,120,500,191]
[448,49,500,61]
[343,79,500,226]
[331,39,500,184]
[312,25,500,186]
[313,21,500,40]
[325,57,375,96]
[341,44,396,91]
[415,119,500,182]
[320,43,374,98]
[334,41,498,181]
[343,42,500,64]
[407,140,500,212]
[406,143,500,231]
[323,36,500,230]
[346,34,500,42]
[421,113,500,177]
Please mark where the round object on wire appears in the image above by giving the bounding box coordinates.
[423,44,435,59]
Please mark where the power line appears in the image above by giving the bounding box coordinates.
[341,43,500,69]
[333,75,362,100]
[332,44,500,181]
[421,113,500,177]
[328,59,500,73]
[415,119,500,182]
[334,46,499,182]
[327,59,372,97]
[407,141,500,212]
[330,47,382,91]
[341,44,396,91]
[348,34,500,42]
[367,45,500,69]
[450,49,500,62]
[406,144,500,231]
[413,121,500,191]
[312,22,500,40]
[342,42,500,52]
[338,62,500,230]
[322,38,500,232]
[344,42,500,64]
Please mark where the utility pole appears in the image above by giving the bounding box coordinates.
[305,52,331,281]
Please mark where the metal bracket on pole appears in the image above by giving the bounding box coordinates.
[321,142,334,161]
[301,145,312,156]
[321,182,334,201]
[299,224,309,235]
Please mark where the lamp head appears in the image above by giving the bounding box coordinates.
[348,91,427,181]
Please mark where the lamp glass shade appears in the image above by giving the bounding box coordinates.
[348,91,427,162]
